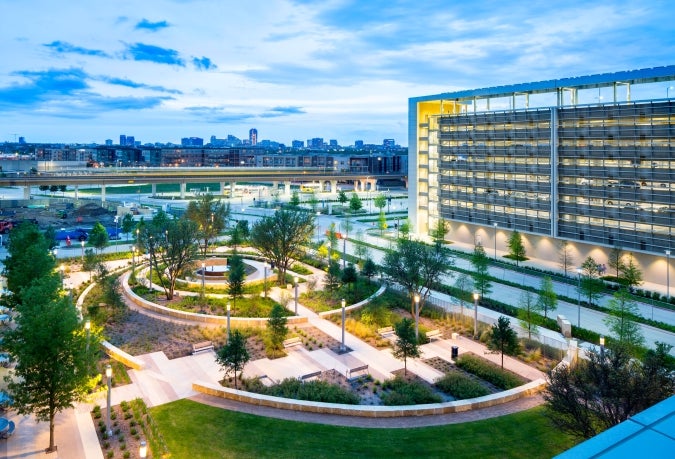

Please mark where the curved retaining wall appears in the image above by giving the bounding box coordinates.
[102,340,146,370]
[318,284,387,318]
[192,378,547,418]
[121,271,308,328]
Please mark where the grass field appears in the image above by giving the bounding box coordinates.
[150,399,578,458]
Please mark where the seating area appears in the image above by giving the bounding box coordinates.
[426,329,442,340]
[377,326,394,338]
[283,337,303,349]
[191,341,214,354]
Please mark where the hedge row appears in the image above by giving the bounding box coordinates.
[455,354,525,390]
[434,371,491,399]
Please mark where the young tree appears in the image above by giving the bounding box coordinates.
[538,276,558,319]
[325,261,342,291]
[349,193,363,213]
[267,304,288,353]
[308,191,319,212]
[383,238,453,320]
[121,213,135,243]
[185,193,230,258]
[88,222,109,254]
[398,218,412,240]
[250,209,315,285]
[377,212,387,236]
[507,230,526,266]
[229,219,249,249]
[337,190,348,206]
[393,318,420,376]
[3,275,98,453]
[326,222,339,261]
[488,316,521,369]
[454,273,473,322]
[603,289,644,354]
[341,264,358,295]
[517,291,543,340]
[83,248,98,282]
[470,243,492,298]
[557,240,575,277]
[374,194,387,213]
[289,191,300,207]
[544,343,675,440]
[216,330,250,390]
[353,230,370,264]
[227,251,246,313]
[607,246,625,279]
[579,256,604,306]
[361,258,378,280]
[43,225,58,250]
[430,218,449,253]
[620,254,643,291]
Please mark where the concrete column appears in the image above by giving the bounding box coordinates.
[230,182,236,197]
[284,181,291,196]
[330,180,338,193]
[23,186,31,199]
[220,182,226,196]
[101,185,106,202]
[179,182,186,199]
[73,185,78,201]
[151,183,157,196]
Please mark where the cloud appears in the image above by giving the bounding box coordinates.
[96,76,183,94]
[261,106,306,117]
[43,41,111,58]
[124,43,185,66]
[135,19,170,32]
[192,56,217,71]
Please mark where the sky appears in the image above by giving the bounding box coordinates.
[1,0,675,147]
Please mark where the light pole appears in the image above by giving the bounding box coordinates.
[342,233,347,270]
[316,212,321,242]
[263,262,268,298]
[294,276,299,315]
[473,292,479,338]
[139,440,147,458]
[201,262,206,298]
[131,246,136,273]
[105,364,113,438]
[341,298,346,352]
[414,294,420,340]
[576,267,582,328]
[666,250,671,302]
[148,236,153,289]
[81,239,85,261]
[493,222,498,260]
[226,302,231,340]
[85,320,91,374]
[113,216,119,252]
[668,86,674,98]
[599,336,605,360]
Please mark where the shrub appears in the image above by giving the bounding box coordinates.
[380,376,442,405]
[455,354,526,390]
[242,377,360,404]
[435,371,490,399]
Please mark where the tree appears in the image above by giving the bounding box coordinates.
[507,230,526,266]
[374,194,387,213]
[393,318,420,376]
[141,212,200,300]
[430,218,449,253]
[377,212,387,236]
[454,273,473,322]
[398,218,412,240]
[488,316,520,369]
[603,289,644,353]
[538,276,558,319]
[341,264,358,295]
[517,291,543,340]
[307,192,319,212]
[216,330,250,390]
[83,249,98,282]
[361,258,378,279]
[470,243,492,297]
[229,220,249,249]
[349,193,363,213]
[326,222,339,261]
[267,304,288,353]
[607,246,625,279]
[557,240,575,277]
[383,238,453,320]
[88,222,109,254]
[337,190,348,206]
[3,275,98,453]
[250,209,315,285]
[43,225,58,250]
[353,230,370,264]
[544,343,675,439]
[227,251,246,312]
[121,213,135,243]
[620,254,643,290]
[579,256,604,306]
[325,261,342,291]
[289,191,300,207]
[186,193,230,258]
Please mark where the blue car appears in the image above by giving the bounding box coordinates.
[55,228,88,242]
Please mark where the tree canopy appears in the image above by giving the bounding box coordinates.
[185,193,230,258]
[393,318,420,375]
[488,316,520,368]
[216,330,250,390]
[470,243,492,298]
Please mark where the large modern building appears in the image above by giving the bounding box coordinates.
[409,66,675,287]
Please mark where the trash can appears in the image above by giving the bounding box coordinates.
[451,346,459,359]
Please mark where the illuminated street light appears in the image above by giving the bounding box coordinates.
[473,292,480,337]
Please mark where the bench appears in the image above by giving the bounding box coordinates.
[191,341,214,354]
[377,326,394,338]
[299,371,322,381]
[426,329,442,340]
[347,364,369,380]
[283,337,303,349]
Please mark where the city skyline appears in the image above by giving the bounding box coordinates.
[2,0,675,145]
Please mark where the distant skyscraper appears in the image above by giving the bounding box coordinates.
[181,137,204,147]
[292,140,304,148]
[329,139,338,148]
[383,139,395,148]
[249,128,258,146]
[309,138,324,149]
[355,140,364,148]
[18,136,25,144]
[120,135,126,146]
[126,136,135,146]
[105,139,113,146]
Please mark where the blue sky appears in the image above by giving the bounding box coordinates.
[1,0,674,146]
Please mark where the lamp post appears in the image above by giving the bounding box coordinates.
[599,336,605,360]
[113,216,119,252]
[473,292,479,338]
[342,233,347,270]
[316,212,321,242]
[493,222,498,260]
[226,302,231,340]
[201,262,206,298]
[341,298,346,352]
[668,86,674,98]
[666,250,671,302]
[148,236,153,289]
[81,239,85,261]
[85,320,91,355]
[105,364,113,438]
[131,246,136,273]
[576,267,583,328]
[294,276,299,315]
[263,262,268,298]
[139,440,147,458]
[414,294,420,340]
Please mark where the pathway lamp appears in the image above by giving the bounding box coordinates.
[294,276,299,315]
[105,364,113,438]
[226,303,231,340]
[473,292,480,338]
[414,294,420,341]
[341,298,346,352]
[576,267,582,327]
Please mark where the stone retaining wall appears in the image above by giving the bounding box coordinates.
[102,340,146,370]
[192,378,547,417]
[121,271,308,328]
[318,284,387,318]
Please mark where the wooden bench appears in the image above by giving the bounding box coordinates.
[299,370,322,381]
[191,341,214,354]
[283,337,303,349]
[377,326,394,338]
[426,329,442,340]
[347,364,369,380]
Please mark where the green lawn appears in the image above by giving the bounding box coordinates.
[150,399,578,458]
